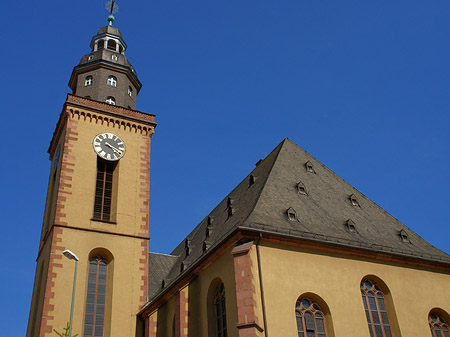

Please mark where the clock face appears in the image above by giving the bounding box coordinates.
[92,133,126,161]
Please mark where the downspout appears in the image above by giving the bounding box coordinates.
[256,233,269,336]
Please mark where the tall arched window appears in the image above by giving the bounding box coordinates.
[295,298,327,337]
[214,282,227,337]
[429,312,450,337]
[85,76,92,86]
[360,279,393,337]
[107,76,117,87]
[83,256,108,337]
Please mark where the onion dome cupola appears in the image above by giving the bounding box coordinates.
[68,22,142,110]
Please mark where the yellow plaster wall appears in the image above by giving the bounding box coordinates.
[31,104,153,337]
[187,248,239,337]
[61,107,151,236]
[48,228,147,337]
[26,243,50,337]
[156,297,175,337]
[257,242,450,337]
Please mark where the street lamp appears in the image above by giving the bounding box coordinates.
[63,249,79,337]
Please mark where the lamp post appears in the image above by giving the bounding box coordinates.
[63,249,79,337]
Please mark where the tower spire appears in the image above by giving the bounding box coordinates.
[105,0,119,26]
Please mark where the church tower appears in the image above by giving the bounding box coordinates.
[26,14,155,337]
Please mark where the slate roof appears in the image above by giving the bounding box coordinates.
[148,138,450,300]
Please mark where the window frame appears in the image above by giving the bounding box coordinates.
[85,76,93,86]
[83,256,108,337]
[214,282,227,337]
[429,312,450,337]
[107,75,117,87]
[105,96,116,105]
[295,298,328,337]
[93,158,115,222]
[360,279,394,337]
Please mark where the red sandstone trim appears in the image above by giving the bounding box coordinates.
[67,94,155,124]
[39,227,64,336]
[232,242,263,337]
[145,314,157,337]
[54,118,78,227]
[174,288,189,337]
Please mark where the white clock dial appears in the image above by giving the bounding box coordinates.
[92,133,126,161]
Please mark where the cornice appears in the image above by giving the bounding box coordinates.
[138,226,450,318]
[48,94,156,157]
[68,60,142,92]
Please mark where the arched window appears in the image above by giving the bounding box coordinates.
[295,298,327,337]
[360,279,393,337]
[107,39,116,51]
[106,96,116,105]
[429,312,450,337]
[85,76,92,86]
[83,256,108,337]
[214,282,227,337]
[128,86,133,97]
[107,76,117,87]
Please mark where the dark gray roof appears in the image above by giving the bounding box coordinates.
[148,253,179,299]
[148,138,450,300]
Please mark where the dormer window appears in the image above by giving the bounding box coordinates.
[345,219,357,233]
[287,207,298,221]
[349,194,360,207]
[128,86,133,97]
[296,181,308,195]
[107,76,117,87]
[399,229,411,243]
[85,76,93,86]
[111,55,118,61]
[305,161,315,173]
[106,96,116,105]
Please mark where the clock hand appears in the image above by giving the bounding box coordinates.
[104,142,123,155]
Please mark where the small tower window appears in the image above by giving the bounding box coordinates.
[88,55,94,61]
[107,39,117,51]
[111,54,118,61]
[85,76,93,86]
[98,40,105,49]
[128,86,133,97]
[107,76,117,87]
[106,96,116,105]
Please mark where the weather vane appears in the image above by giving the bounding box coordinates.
[105,0,119,26]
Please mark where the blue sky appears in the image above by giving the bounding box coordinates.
[2,0,450,335]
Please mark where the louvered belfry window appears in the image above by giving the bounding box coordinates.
[429,312,450,337]
[360,279,394,337]
[214,282,227,337]
[295,298,327,337]
[93,158,115,221]
[84,257,108,337]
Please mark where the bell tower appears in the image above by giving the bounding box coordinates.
[26,11,155,337]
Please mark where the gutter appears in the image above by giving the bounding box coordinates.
[256,233,269,337]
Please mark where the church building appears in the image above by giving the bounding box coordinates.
[26,14,450,337]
